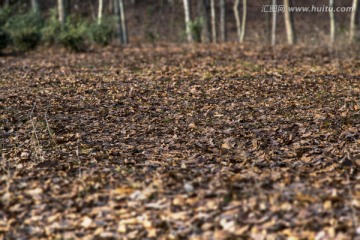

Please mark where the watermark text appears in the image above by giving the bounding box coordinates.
[261,5,353,13]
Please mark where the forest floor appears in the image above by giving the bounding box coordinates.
[0,44,360,239]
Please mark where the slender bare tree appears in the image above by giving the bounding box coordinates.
[58,0,66,25]
[234,0,241,42]
[210,0,217,43]
[329,0,335,44]
[271,0,277,45]
[113,0,118,17]
[98,0,104,25]
[31,0,40,13]
[240,0,247,42]
[349,0,359,43]
[183,0,193,42]
[284,0,295,44]
[197,0,211,43]
[266,2,271,44]
[219,0,226,42]
[234,0,246,43]
[114,0,122,44]
[118,0,128,44]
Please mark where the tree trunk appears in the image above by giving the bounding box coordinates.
[98,0,103,25]
[284,0,295,44]
[58,0,66,25]
[329,0,335,44]
[183,0,193,42]
[109,0,113,14]
[210,0,216,43]
[266,1,271,44]
[118,0,128,44]
[358,1,360,21]
[349,0,359,43]
[197,0,210,43]
[31,0,39,13]
[233,0,241,42]
[240,0,246,42]
[114,0,123,44]
[271,0,277,46]
[219,0,226,42]
[113,0,118,16]
[67,0,71,15]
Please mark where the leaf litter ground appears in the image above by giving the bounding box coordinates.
[0,44,360,239]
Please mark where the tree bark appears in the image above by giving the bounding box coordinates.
[271,0,277,46]
[349,0,359,43]
[114,0,123,44]
[210,0,216,43]
[113,0,118,16]
[98,0,103,25]
[219,0,226,42]
[58,0,66,25]
[109,0,113,13]
[31,0,40,13]
[329,0,335,44]
[118,0,128,44]
[197,0,210,43]
[64,0,71,18]
[183,0,193,42]
[284,0,295,44]
[266,1,270,44]
[240,0,246,42]
[357,1,360,20]
[233,0,241,42]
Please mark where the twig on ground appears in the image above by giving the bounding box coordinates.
[29,101,44,161]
